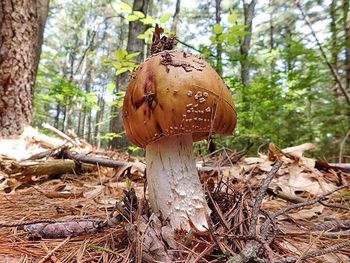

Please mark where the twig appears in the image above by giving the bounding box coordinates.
[65,150,129,168]
[227,160,283,263]
[339,129,350,162]
[274,240,350,263]
[295,0,350,107]
[38,236,70,263]
[249,160,283,236]
[266,188,307,204]
[271,185,349,218]
[42,123,79,146]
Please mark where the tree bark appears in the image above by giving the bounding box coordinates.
[109,0,149,149]
[239,0,257,87]
[343,0,350,91]
[171,0,181,35]
[0,0,49,137]
[215,0,223,77]
[330,0,338,68]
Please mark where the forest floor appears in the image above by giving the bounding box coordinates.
[0,126,349,263]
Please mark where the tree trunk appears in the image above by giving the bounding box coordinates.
[0,0,49,137]
[171,0,181,35]
[330,0,338,68]
[239,0,257,87]
[215,0,223,77]
[109,0,149,149]
[94,86,106,147]
[269,0,275,74]
[239,0,257,130]
[343,0,350,90]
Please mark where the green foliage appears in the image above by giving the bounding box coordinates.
[104,48,140,76]
[128,145,143,156]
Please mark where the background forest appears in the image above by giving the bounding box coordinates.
[32,0,350,162]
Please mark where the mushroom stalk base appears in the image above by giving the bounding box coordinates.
[146,134,209,232]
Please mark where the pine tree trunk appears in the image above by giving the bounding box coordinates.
[0,0,49,137]
[215,0,223,77]
[240,0,257,87]
[343,0,350,90]
[109,0,149,149]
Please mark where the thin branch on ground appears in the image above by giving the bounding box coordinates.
[274,240,350,263]
[272,185,349,218]
[227,160,283,263]
[249,160,283,236]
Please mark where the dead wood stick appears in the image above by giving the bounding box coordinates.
[267,188,306,204]
[42,123,79,145]
[249,160,283,236]
[271,185,349,218]
[328,163,350,172]
[65,151,129,168]
[65,150,227,174]
[274,240,350,263]
[10,159,95,179]
[227,160,283,263]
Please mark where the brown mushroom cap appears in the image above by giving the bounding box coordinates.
[122,50,237,148]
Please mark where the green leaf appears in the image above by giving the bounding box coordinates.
[141,15,155,25]
[213,23,223,34]
[160,12,172,23]
[106,82,115,92]
[126,52,140,60]
[227,12,237,23]
[119,1,132,13]
[133,11,145,18]
[116,67,129,76]
[126,14,139,22]
[115,48,127,60]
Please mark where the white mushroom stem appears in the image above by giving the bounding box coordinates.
[146,134,209,232]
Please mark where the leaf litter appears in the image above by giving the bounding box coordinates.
[0,126,349,262]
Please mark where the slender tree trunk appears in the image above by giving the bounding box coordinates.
[269,0,275,74]
[215,0,223,76]
[171,0,181,35]
[64,52,75,131]
[343,0,350,90]
[239,0,257,130]
[109,0,149,149]
[54,104,60,128]
[85,67,92,143]
[330,0,338,68]
[0,0,49,137]
[77,107,82,137]
[94,86,106,147]
[239,0,257,87]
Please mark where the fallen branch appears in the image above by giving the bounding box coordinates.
[42,123,80,146]
[249,160,283,236]
[64,150,129,168]
[274,240,350,263]
[227,160,283,263]
[0,217,106,239]
[272,185,349,218]
[266,188,307,204]
[6,159,95,182]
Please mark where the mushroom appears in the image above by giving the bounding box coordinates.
[122,50,237,233]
